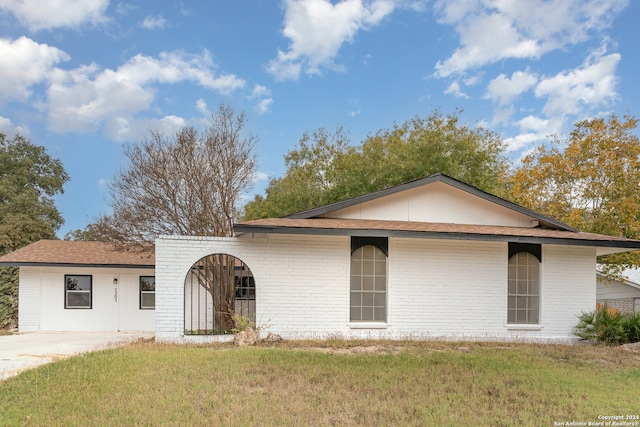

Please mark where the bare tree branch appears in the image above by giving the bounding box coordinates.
[94,104,257,244]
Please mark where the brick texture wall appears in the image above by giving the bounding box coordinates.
[156,235,597,343]
[596,297,636,314]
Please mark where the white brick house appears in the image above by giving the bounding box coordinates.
[0,241,155,332]
[155,174,640,343]
[3,174,640,341]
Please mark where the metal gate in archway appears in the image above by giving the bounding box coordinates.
[184,253,255,335]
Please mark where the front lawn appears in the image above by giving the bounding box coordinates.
[1,340,639,426]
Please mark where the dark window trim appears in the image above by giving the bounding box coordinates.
[351,236,388,256]
[350,239,388,323]
[507,250,541,325]
[139,276,156,310]
[508,242,541,262]
[64,274,92,309]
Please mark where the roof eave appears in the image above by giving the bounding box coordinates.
[234,224,640,250]
[0,262,154,269]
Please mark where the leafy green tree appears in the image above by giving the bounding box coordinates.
[0,134,69,328]
[243,127,351,219]
[329,111,509,200]
[243,110,509,219]
[63,224,100,241]
[508,115,640,270]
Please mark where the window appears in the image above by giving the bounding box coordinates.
[507,251,540,324]
[140,276,155,309]
[350,243,387,322]
[65,275,92,309]
[235,274,255,300]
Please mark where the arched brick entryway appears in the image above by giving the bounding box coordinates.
[184,253,255,335]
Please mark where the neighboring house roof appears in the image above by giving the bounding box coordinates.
[597,267,640,291]
[0,240,154,268]
[624,267,640,285]
[284,173,577,232]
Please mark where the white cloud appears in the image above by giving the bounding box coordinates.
[443,80,469,99]
[140,15,167,30]
[248,84,273,114]
[267,0,395,80]
[195,98,209,115]
[491,106,514,125]
[485,70,537,105]
[0,0,109,30]
[47,50,245,134]
[503,132,543,152]
[0,116,29,136]
[433,0,627,77]
[103,115,187,142]
[503,115,563,152]
[254,171,270,183]
[255,98,273,115]
[516,115,553,133]
[535,49,620,116]
[251,84,271,99]
[115,3,136,15]
[0,37,69,104]
[463,75,480,86]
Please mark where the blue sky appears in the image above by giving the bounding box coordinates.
[1,0,638,237]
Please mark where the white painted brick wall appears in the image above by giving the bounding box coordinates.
[389,238,506,338]
[541,245,595,338]
[156,235,598,343]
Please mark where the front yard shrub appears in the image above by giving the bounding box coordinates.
[574,304,640,345]
[621,311,640,343]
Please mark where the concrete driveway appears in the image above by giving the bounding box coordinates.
[0,332,154,380]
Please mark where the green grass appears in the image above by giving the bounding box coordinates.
[1,340,640,426]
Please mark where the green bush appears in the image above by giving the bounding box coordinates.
[574,304,640,345]
[0,266,19,330]
[621,311,640,343]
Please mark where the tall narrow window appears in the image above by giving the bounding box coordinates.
[350,244,387,322]
[507,251,540,324]
[65,275,92,309]
[140,276,155,309]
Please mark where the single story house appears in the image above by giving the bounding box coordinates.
[3,174,640,342]
[597,268,640,314]
[0,240,155,332]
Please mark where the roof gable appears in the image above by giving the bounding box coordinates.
[285,174,575,231]
[235,174,640,252]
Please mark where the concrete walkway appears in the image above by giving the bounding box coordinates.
[0,332,154,380]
